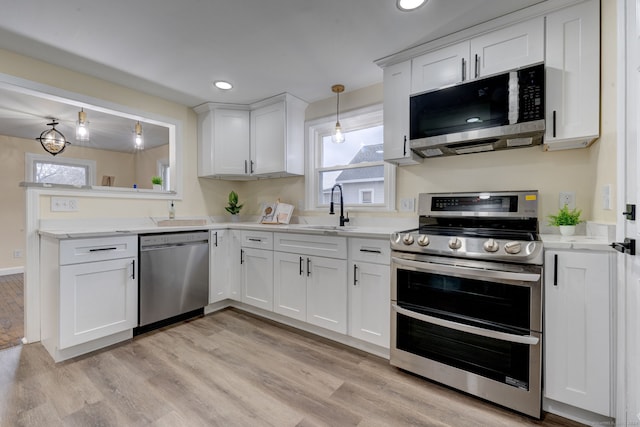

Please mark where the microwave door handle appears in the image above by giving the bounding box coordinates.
[392,257,541,284]
[392,304,539,346]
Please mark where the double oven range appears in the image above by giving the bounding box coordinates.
[390,191,543,418]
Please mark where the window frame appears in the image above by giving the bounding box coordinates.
[25,153,97,186]
[305,104,396,212]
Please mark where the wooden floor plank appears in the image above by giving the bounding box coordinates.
[0,308,586,427]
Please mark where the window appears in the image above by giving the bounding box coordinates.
[306,105,395,211]
[158,158,170,191]
[26,153,96,186]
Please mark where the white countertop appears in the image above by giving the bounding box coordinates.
[540,234,614,251]
[38,219,401,240]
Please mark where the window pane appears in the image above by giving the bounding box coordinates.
[321,125,383,168]
[319,165,385,205]
[35,162,88,185]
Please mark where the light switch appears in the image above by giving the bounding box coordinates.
[51,197,79,212]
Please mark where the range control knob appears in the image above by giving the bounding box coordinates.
[417,235,430,247]
[483,239,500,253]
[504,241,522,254]
[448,237,462,250]
[402,234,415,245]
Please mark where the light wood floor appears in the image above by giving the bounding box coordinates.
[0,274,24,350]
[0,308,584,426]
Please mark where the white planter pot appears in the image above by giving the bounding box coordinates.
[152,184,162,191]
[559,225,576,236]
[230,214,240,223]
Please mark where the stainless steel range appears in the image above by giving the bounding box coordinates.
[390,190,543,419]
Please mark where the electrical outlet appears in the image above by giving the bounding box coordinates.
[558,191,575,210]
[12,250,22,259]
[51,197,79,212]
[400,198,415,212]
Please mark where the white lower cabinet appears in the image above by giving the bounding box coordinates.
[41,235,138,362]
[348,238,390,348]
[209,229,229,303]
[241,231,274,311]
[544,249,613,417]
[273,233,348,334]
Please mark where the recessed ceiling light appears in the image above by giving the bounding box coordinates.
[397,0,427,12]
[213,80,233,90]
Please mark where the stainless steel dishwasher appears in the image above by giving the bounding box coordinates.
[138,231,209,328]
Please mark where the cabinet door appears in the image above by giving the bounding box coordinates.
[209,229,228,303]
[213,109,251,175]
[544,250,611,416]
[383,61,422,165]
[306,256,347,333]
[251,101,285,175]
[544,0,599,147]
[59,258,137,349]
[241,247,274,311]
[228,230,242,301]
[348,262,390,348]
[411,41,469,94]
[470,16,544,78]
[273,251,307,321]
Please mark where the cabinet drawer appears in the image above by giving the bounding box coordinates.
[60,235,137,265]
[348,238,390,265]
[274,233,347,259]
[240,230,273,250]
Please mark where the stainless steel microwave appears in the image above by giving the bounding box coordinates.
[409,63,545,157]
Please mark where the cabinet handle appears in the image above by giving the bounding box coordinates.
[461,58,466,81]
[553,254,558,286]
[240,249,244,265]
[248,238,262,242]
[244,160,248,174]
[306,258,311,277]
[353,264,358,286]
[299,256,304,276]
[89,247,117,252]
[359,248,382,254]
[552,110,557,138]
[474,54,479,78]
[213,232,218,247]
[403,135,407,157]
[131,259,135,280]
[250,160,255,174]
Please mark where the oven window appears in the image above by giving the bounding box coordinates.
[397,269,531,331]
[397,313,531,389]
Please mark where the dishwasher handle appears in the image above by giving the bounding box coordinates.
[140,240,209,251]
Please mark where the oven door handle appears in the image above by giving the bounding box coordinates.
[391,257,541,284]
[391,304,540,346]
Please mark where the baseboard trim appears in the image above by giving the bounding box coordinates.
[0,266,24,276]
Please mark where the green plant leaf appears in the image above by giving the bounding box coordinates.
[548,204,583,226]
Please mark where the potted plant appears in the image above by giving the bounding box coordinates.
[225,190,243,222]
[151,176,163,191]
[548,204,583,236]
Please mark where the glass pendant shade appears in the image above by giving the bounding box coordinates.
[134,121,144,150]
[331,84,345,144]
[75,109,90,141]
[36,120,69,156]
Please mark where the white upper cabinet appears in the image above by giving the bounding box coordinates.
[383,61,422,165]
[544,0,600,150]
[409,17,543,96]
[195,103,250,178]
[250,93,308,178]
[195,93,307,180]
[411,41,470,94]
[470,16,544,78]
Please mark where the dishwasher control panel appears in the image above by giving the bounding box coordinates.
[139,231,209,248]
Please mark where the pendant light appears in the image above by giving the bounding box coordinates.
[331,84,345,144]
[36,119,69,156]
[75,108,90,142]
[134,121,144,150]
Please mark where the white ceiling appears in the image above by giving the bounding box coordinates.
[0,0,544,151]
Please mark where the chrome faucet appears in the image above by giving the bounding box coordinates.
[329,184,349,226]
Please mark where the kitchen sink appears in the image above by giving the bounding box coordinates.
[298,225,359,232]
